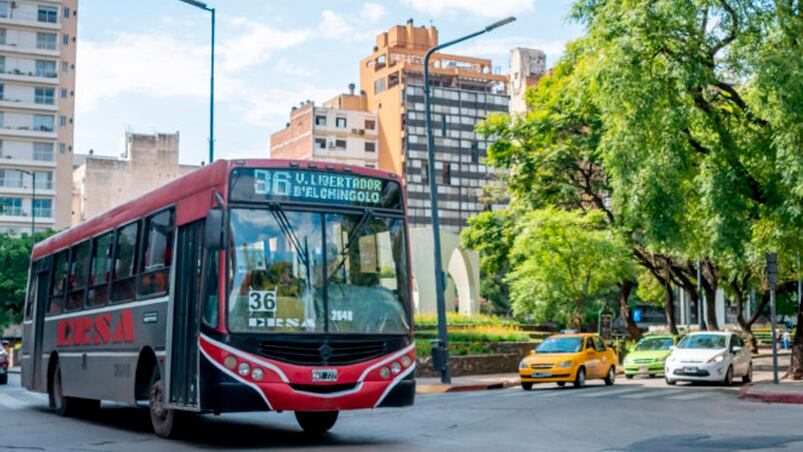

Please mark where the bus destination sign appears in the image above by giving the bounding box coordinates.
[230,168,402,209]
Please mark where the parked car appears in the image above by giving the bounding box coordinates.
[623,334,682,379]
[0,345,8,385]
[664,332,752,386]
[518,333,618,390]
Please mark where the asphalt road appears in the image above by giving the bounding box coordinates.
[3,372,803,451]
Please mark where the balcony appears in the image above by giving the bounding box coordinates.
[0,11,61,31]
[0,41,60,58]
[0,209,55,224]
[0,95,57,111]
[0,125,57,139]
[0,68,58,84]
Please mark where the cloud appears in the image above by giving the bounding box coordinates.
[401,0,535,17]
[360,3,386,22]
[219,17,312,72]
[455,37,567,64]
[275,58,316,77]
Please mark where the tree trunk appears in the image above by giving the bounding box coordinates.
[701,261,719,330]
[732,280,759,354]
[618,280,641,340]
[663,268,679,335]
[789,290,803,379]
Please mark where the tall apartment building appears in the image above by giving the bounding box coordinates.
[0,0,77,234]
[509,47,546,113]
[270,86,379,168]
[359,20,510,232]
[72,132,198,224]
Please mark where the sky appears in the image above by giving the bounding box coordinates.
[74,0,584,166]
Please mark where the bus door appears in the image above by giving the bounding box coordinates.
[166,220,204,409]
[29,259,51,391]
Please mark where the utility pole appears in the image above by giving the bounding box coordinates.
[423,16,516,384]
[767,252,779,384]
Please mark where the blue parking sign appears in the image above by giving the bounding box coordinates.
[632,308,642,323]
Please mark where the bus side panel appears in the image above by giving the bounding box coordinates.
[44,298,169,404]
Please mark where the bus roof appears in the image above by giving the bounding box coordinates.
[33,159,400,260]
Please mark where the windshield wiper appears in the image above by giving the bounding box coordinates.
[327,209,374,283]
[268,203,309,267]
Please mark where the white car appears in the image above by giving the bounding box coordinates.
[665,332,752,385]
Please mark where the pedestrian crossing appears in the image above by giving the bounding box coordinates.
[0,388,48,410]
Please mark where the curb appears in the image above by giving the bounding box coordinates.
[417,379,519,394]
[8,367,20,374]
[739,383,803,404]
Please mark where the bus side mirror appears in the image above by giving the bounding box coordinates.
[204,209,224,250]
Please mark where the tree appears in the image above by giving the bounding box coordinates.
[0,231,56,329]
[461,209,516,315]
[506,208,634,328]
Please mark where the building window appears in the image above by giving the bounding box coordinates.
[59,143,66,154]
[34,142,54,161]
[33,171,53,189]
[38,6,58,23]
[36,32,57,50]
[62,34,69,46]
[0,83,4,100]
[365,141,376,152]
[36,60,56,78]
[34,114,55,132]
[442,163,453,185]
[0,169,22,188]
[0,28,6,46]
[335,139,347,150]
[33,199,52,218]
[364,119,376,130]
[59,115,66,127]
[0,1,9,18]
[314,138,326,149]
[314,115,327,126]
[61,61,69,73]
[471,141,479,164]
[60,88,67,98]
[374,78,386,95]
[63,8,71,18]
[335,117,347,128]
[0,55,4,73]
[35,87,55,105]
[0,197,22,216]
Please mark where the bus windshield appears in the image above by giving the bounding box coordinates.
[227,207,410,334]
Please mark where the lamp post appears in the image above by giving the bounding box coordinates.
[178,0,215,164]
[423,16,516,384]
[18,169,35,249]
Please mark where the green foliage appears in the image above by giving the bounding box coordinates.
[0,231,56,329]
[461,210,516,314]
[636,268,665,307]
[414,312,514,328]
[507,208,634,327]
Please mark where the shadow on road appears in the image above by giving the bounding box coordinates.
[607,434,803,452]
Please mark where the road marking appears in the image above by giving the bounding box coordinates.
[665,391,717,401]
[620,390,679,399]
[0,393,27,409]
[574,387,643,398]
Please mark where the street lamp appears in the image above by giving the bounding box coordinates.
[423,16,516,384]
[178,0,216,164]
[18,169,35,250]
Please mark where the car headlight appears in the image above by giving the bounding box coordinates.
[557,361,573,368]
[667,355,676,363]
[707,354,725,364]
[519,360,528,370]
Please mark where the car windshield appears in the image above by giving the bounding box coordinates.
[678,334,727,349]
[635,337,674,351]
[536,337,583,353]
[227,208,410,334]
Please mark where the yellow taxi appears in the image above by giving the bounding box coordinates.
[518,333,618,390]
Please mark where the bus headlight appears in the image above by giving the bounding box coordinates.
[237,362,251,377]
[380,367,391,379]
[223,355,237,370]
[251,368,264,381]
[401,355,412,367]
[391,362,402,374]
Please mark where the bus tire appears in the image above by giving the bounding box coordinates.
[49,360,82,417]
[149,367,178,438]
[295,411,338,434]
[0,373,7,385]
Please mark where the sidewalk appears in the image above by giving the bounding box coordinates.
[740,379,803,404]
[416,373,519,394]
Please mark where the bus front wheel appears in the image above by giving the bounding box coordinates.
[295,411,338,434]
[149,368,178,438]
[49,361,98,417]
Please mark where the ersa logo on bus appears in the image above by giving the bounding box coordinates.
[56,310,136,347]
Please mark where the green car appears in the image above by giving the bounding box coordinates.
[623,335,681,378]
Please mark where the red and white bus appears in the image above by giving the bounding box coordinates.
[21,159,415,437]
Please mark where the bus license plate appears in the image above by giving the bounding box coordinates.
[312,369,338,382]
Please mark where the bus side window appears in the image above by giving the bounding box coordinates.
[49,250,69,315]
[65,241,91,311]
[111,221,140,303]
[24,267,36,320]
[138,208,175,298]
[201,250,219,328]
[87,232,113,307]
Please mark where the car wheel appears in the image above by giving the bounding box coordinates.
[742,363,753,384]
[625,374,634,380]
[604,367,616,386]
[573,367,586,388]
[665,377,676,385]
[648,374,656,378]
[723,365,733,386]
[295,411,338,434]
[521,382,533,391]
[556,382,566,387]
[149,367,179,438]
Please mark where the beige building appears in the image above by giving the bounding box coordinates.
[509,47,546,113]
[0,0,77,234]
[270,85,379,168]
[72,132,198,224]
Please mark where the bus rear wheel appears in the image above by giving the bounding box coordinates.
[149,368,178,438]
[295,411,338,434]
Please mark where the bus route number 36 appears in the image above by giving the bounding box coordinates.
[248,288,277,313]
